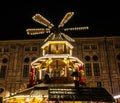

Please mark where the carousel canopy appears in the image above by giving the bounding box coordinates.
[31,54,84,67]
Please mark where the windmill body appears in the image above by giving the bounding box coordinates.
[26,12,88,84]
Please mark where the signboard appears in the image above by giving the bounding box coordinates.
[48,87,115,102]
[48,87,80,101]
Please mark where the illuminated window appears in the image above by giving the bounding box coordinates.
[50,44,64,54]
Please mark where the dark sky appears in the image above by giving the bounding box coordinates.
[0,0,120,40]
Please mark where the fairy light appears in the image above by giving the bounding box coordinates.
[26,12,89,42]
[114,94,120,99]
[58,12,74,28]
[64,26,89,31]
[26,28,50,35]
[32,14,54,28]
[61,33,75,42]
[44,33,54,42]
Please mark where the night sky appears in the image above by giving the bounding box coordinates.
[0,0,120,40]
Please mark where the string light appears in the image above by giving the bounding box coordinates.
[64,26,89,31]
[26,12,89,42]
[26,28,50,35]
[58,12,74,28]
[32,14,54,28]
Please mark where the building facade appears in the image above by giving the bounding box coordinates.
[0,36,120,98]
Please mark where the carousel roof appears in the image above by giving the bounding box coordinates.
[31,54,83,66]
[41,40,74,49]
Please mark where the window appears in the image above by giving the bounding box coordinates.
[115,44,120,49]
[85,63,92,76]
[25,47,30,51]
[0,48,2,52]
[85,56,90,61]
[84,45,90,50]
[85,63,100,76]
[118,63,120,74]
[116,54,120,60]
[91,45,97,50]
[23,65,29,77]
[93,63,100,76]
[83,44,97,50]
[4,48,9,52]
[32,47,37,51]
[24,57,30,63]
[93,55,98,61]
[50,44,64,54]
[2,58,8,63]
[0,65,7,78]
[31,57,36,61]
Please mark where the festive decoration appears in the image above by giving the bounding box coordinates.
[78,65,85,83]
[29,67,35,85]
[26,12,89,42]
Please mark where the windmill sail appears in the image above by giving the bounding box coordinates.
[26,12,89,42]
[58,12,74,28]
[32,14,54,28]
[26,28,50,35]
[64,26,89,31]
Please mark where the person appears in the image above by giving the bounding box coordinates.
[44,72,51,83]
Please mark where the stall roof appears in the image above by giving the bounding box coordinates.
[4,85,115,102]
[48,87,115,102]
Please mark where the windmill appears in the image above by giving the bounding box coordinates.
[26,12,89,42]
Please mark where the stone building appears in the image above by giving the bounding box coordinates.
[0,36,120,99]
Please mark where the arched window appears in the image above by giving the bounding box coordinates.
[85,56,90,61]
[116,54,120,60]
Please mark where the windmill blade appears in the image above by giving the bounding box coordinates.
[58,12,74,28]
[32,14,54,29]
[26,28,50,35]
[64,26,89,31]
[61,33,75,42]
[44,33,54,42]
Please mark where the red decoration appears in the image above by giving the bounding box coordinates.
[29,67,35,85]
[78,65,85,83]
